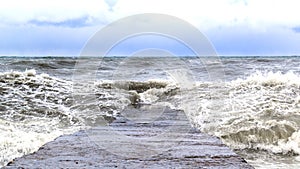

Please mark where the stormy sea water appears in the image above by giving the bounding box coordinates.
[0,56,300,168]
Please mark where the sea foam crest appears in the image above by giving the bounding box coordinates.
[233,71,300,87]
[0,70,83,167]
[189,71,300,155]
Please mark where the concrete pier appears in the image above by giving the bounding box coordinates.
[5,108,253,169]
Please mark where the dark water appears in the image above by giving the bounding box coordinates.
[0,56,300,168]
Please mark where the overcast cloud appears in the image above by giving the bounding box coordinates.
[0,0,299,56]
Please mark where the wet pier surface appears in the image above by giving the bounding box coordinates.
[5,108,253,169]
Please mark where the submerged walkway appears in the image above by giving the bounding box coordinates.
[5,108,253,169]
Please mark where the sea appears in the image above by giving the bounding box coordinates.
[0,56,300,168]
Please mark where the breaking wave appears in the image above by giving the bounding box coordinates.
[0,70,179,166]
[188,71,300,156]
[0,70,79,166]
[1,68,300,168]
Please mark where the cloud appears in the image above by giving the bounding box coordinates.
[28,16,99,28]
[0,0,110,26]
[1,0,300,30]
[1,0,300,55]
[105,0,300,31]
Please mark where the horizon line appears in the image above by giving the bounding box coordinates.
[0,55,300,58]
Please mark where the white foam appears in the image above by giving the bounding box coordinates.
[0,118,82,167]
[232,71,300,87]
[25,69,36,76]
[2,69,300,167]
[0,70,83,167]
[183,71,300,155]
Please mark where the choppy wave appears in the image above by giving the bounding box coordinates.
[187,71,300,157]
[1,67,300,168]
[96,70,300,159]
[0,70,80,166]
[0,70,180,166]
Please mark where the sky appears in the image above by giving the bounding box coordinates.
[0,0,300,56]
